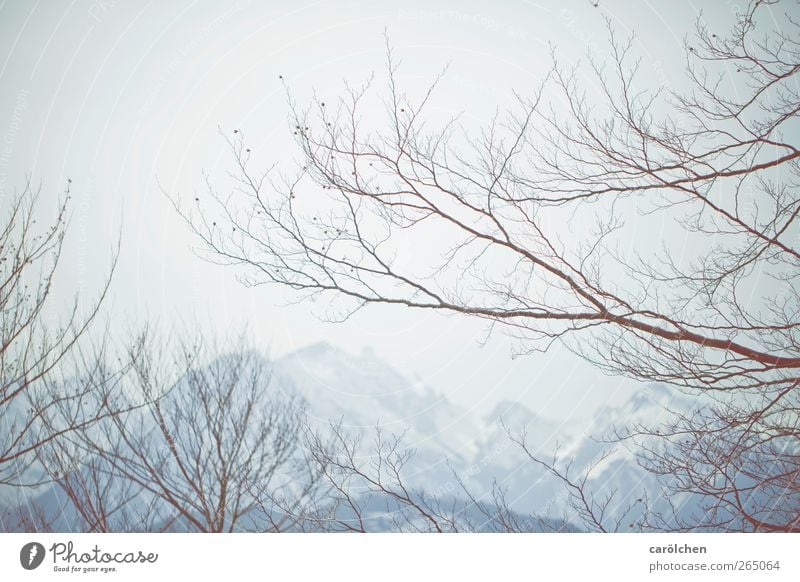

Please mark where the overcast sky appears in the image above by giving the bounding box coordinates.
[0,0,776,420]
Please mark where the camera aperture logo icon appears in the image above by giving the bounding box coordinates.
[20,542,46,570]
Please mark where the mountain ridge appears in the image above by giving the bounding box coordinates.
[1,341,694,531]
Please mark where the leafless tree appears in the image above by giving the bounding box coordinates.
[67,333,309,533]
[623,384,800,532]
[513,386,800,533]
[293,423,578,533]
[35,437,143,533]
[0,496,56,532]
[175,1,800,531]
[0,180,123,488]
[30,339,153,533]
[301,424,455,532]
[508,429,645,533]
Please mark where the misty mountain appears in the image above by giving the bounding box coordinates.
[1,342,697,532]
[274,342,692,522]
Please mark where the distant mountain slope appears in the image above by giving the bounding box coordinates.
[2,342,698,532]
[274,342,692,521]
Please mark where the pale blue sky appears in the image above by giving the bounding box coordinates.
[0,0,776,419]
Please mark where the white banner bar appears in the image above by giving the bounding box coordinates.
[1,533,797,581]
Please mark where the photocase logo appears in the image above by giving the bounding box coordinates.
[20,542,46,570]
